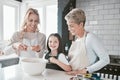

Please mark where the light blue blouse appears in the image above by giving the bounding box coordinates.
[85,33,110,73]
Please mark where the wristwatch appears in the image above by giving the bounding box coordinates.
[86,70,89,74]
[85,68,89,74]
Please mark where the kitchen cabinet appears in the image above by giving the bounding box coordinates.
[96,55,120,80]
[61,0,76,54]
[0,54,19,68]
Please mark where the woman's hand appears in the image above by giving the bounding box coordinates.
[0,50,4,56]
[66,68,87,75]
[18,44,28,51]
[66,70,80,76]
[31,45,41,52]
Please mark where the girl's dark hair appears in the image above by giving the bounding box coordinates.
[47,33,63,53]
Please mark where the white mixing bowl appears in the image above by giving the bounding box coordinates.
[21,58,47,76]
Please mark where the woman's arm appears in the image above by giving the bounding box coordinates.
[37,33,46,58]
[86,33,110,73]
[3,32,21,55]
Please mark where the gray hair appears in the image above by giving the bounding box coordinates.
[65,8,86,26]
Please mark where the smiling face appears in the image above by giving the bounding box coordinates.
[26,13,39,32]
[48,36,59,51]
[67,20,84,36]
[67,20,79,36]
[65,8,86,37]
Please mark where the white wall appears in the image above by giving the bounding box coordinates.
[76,0,120,55]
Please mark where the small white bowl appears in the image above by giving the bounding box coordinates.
[21,58,47,76]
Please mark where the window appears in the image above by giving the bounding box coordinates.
[0,0,20,41]
[37,8,44,34]
[3,5,15,40]
[46,5,57,38]
[35,5,57,38]
[24,0,58,39]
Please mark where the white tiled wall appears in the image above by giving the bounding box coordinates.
[76,0,120,55]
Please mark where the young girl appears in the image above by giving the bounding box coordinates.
[43,33,71,72]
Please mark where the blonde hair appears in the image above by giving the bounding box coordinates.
[20,8,40,39]
[65,8,86,26]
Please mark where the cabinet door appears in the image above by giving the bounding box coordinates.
[62,0,76,54]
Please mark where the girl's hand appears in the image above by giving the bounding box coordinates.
[49,57,58,64]
[31,45,41,52]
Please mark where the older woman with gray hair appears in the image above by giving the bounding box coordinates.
[1,8,46,58]
[64,8,110,75]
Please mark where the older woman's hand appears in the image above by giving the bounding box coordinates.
[66,68,87,76]
[66,70,80,76]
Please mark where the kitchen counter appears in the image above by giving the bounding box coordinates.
[0,64,73,80]
[0,54,116,80]
[0,54,19,68]
[0,54,72,80]
[1,64,114,80]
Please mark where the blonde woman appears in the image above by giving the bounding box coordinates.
[2,8,46,58]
